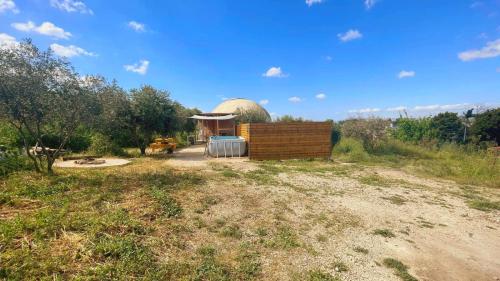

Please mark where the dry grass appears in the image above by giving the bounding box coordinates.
[1,153,498,280]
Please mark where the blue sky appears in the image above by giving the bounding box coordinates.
[1,0,499,120]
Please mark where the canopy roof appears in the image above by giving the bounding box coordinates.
[189,114,237,120]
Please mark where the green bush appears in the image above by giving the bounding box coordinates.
[341,118,390,150]
[331,122,341,146]
[88,133,125,156]
[0,151,32,176]
[0,122,21,149]
[470,108,500,145]
[430,112,464,143]
[370,139,433,159]
[391,117,434,143]
[332,137,369,162]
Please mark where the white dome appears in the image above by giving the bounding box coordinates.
[212,98,270,118]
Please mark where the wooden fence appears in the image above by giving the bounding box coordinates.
[237,122,332,160]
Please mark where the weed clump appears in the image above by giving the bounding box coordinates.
[383,258,418,281]
[306,269,339,281]
[372,228,396,238]
[353,246,369,254]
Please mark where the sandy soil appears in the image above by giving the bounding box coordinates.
[158,147,500,281]
[54,158,131,168]
[168,144,254,171]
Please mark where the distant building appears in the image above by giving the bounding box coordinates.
[190,98,269,142]
[212,98,270,119]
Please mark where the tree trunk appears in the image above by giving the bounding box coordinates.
[23,141,41,173]
[140,146,146,155]
[46,156,54,174]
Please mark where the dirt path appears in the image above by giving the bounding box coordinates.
[162,151,500,280]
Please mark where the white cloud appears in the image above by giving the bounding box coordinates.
[413,104,439,111]
[259,99,269,105]
[0,33,18,49]
[365,0,376,10]
[458,39,500,61]
[50,43,95,57]
[305,0,323,7]
[398,70,415,79]
[413,103,471,112]
[324,55,332,61]
[128,21,145,32]
[12,21,72,39]
[315,93,326,100]
[348,108,381,113]
[0,0,19,13]
[11,21,34,32]
[124,60,150,75]
[338,29,363,42]
[386,106,407,112]
[262,66,288,78]
[50,0,93,14]
[288,96,302,103]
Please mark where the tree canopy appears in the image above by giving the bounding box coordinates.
[129,85,176,155]
[470,108,500,145]
[430,112,464,143]
[0,40,97,172]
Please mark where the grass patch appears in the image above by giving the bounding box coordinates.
[332,261,348,272]
[149,186,182,217]
[195,245,231,281]
[359,174,392,187]
[306,269,339,281]
[353,246,369,254]
[381,195,408,205]
[467,199,500,212]
[243,169,279,185]
[383,258,418,281]
[316,234,328,242]
[222,169,240,178]
[372,228,396,238]
[333,138,500,188]
[267,225,300,249]
[0,166,208,280]
[220,224,243,239]
[236,243,262,279]
[194,195,219,214]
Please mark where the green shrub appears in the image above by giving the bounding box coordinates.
[470,108,500,145]
[383,258,418,281]
[88,133,125,156]
[0,151,32,176]
[341,118,390,149]
[331,122,341,146]
[332,138,369,162]
[391,117,434,143]
[0,121,21,149]
[430,112,464,143]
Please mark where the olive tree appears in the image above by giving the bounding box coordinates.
[129,85,176,155]
[85,76,134,146]
[0,40,97,173]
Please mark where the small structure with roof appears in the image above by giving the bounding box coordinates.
[188,98,332,160]
[190,98,270,142]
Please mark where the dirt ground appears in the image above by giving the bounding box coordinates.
[159,145,500,281]
[53,158,131,168]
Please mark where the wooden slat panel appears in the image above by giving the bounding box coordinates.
[240,122,332,160]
